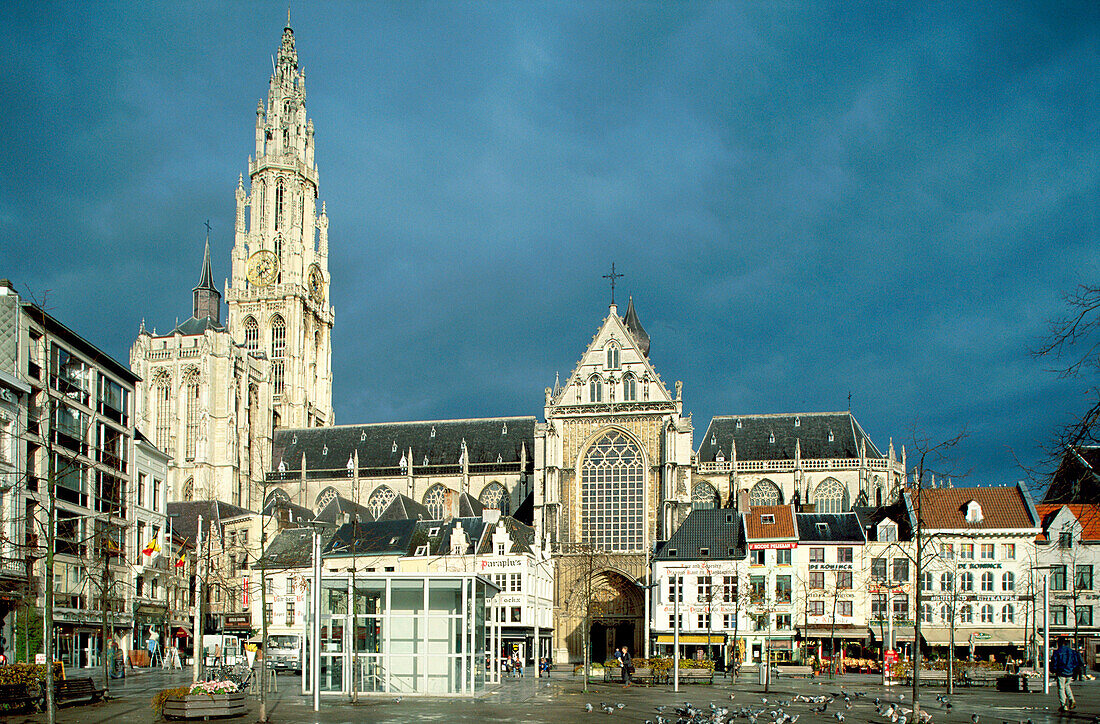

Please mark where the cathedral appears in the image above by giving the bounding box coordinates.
[131,20,333,509]
[132,20,907,665]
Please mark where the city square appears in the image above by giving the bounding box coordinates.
[1,2,1098,721]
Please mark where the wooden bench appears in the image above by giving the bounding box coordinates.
[676,669,714,685]
[777,665,815,679]
[605,666,656,684]
[55,677,105,705]
[0,683,38,713]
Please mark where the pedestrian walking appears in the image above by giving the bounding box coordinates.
[1050,637,1082,711]
[619,645,633,687]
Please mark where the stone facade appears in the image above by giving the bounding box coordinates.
[130,21,333,509]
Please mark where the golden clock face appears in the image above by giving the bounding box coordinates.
[308,265,324,304]
[247,250,279,287]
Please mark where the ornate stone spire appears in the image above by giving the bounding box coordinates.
[622,295,650,357]
[192,230,221,323]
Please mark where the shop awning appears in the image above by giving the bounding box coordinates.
[655,634,726,645]
[799,626,871,640]
[871,626,916,641]
[174,626,193,638]
[920,628,1025,646]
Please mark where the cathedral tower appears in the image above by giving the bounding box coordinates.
[226,19,334,431]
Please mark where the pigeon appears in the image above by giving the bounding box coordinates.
[585,703,593,712]
[972,716,979,724]
[835,714,845,722]
[393,697,402,703]
[616,703,625,709]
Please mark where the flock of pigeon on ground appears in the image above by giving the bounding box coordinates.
[581,686,1049,724]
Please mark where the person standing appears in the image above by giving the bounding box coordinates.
[620,645,633,687]
[1051,637,1082,711]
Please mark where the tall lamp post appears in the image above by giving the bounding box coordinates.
[1031,566,1053,695]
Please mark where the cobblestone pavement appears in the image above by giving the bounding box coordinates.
[2,668,1096,724]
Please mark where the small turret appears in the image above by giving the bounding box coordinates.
[622,296,650,357]
[192,233,221,324]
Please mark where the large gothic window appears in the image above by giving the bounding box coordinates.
[622,372,637,402]
[606,343,620,370]
[588,375,603,403]
[315,486,339,511]
[183,369,200,462]
[153,372,171,453]
[366,485,396,519]
[423,484,449,519]
[581,430,644,552]
[813,478,849,514]
[271,315,286,396]
[692,482,720,510]
[244,317,259,351]
[748,479,782,507]
[182,477,194,500]
[479,482,510,515]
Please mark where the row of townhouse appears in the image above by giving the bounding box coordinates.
[0,280,176,667]
[246,492,552,692]
[650,483,1049,669]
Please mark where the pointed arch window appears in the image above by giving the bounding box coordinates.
[748,479,782,507]
[257,181,266,226]
[812,478,849,514]
[423,484,449,519]
[479,481,510,515]
[182,477,194,500]
[692,482,720,510]
[275,180,285,230]
[606,342,620,370]
[243,316,259,351]
[366,485,396,519]
[183,369,200,462]
[315,486,339,511]
[581,430,644,552]
[622,372,637,402]
[588,374,603,403]
[153,372,171,453]
[271,315,286,396]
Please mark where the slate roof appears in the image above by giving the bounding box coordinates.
[314,495,373,525]
[375,494,430,521]
[917,484,1039,531]
[168,500,253,542]
[743,505,797,540]
[255,527,334,569]
[474,516,535,556]
[270,417,536,475]
[262,495,313,526]
[853,501,915,542]
[796,513,867,543]
[1036,504,1100,542]
[655,508,744,561]
[697,412,884,463]
[324,518,419,557]
[1043,446,1100,504]
[171,316,227,335]
[513,491,534,526]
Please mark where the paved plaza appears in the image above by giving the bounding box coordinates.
[2,669,1096,724]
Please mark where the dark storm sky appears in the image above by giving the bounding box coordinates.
[2,2,1098,489]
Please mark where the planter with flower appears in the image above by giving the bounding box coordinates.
[157,680,248,720]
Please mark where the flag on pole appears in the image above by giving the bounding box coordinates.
[142,538,160,556]
[175,549,186,568]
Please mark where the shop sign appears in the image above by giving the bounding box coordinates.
[809,563,852,571]
[494,595,524,606]
[224,614,251,630]
[747,542,796,550]
[960,562,1002,570]
[479,559,523,572]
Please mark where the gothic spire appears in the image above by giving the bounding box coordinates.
[192,229,221,324]
[622,295,650,358]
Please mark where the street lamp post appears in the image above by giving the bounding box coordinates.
[1031,565,1053,695]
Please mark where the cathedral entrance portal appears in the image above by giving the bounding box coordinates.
[559,569,644,663]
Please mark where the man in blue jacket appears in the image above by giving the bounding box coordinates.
[1050,637,1082,711]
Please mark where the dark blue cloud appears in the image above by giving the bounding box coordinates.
[2,0,1098,488]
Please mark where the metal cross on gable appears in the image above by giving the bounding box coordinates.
[204,219,212,236]
[602,262,624,306]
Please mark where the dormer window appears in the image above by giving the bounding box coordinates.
[715,451,725,463]
[964,501,984,524]
[816,522,828,534]
[428,527,440,537]
[668,548,678,557]
[496,542,506,556]
[392,440,397,453]
[794,417,801,428]
[769,432,775,444]
[699,548,710,557]
[879,523,898,542]
[606,342,620,370]
[736,419,742,429]
[828,430,834,442]
[761,514,775,525]
[415,545,428,556]
[430,425,436,438]
[389,536,399,545]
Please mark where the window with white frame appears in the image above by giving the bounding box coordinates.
[981,543,994,560]
[959,605,973,623]
[1001,604,1015,623]
[838,601,853,617]
[981,572,994,592]
[697,613,708,629]
[1003,543,1015,559]
[810,600,824,616]
[1003,571,1015,591]
[959,572,974,591]
[980,604,993,623]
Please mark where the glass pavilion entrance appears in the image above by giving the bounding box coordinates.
[303,573,498,696]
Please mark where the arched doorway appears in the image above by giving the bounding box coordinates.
[586,571,645,663]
